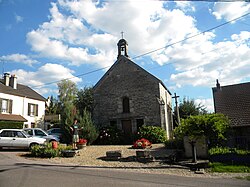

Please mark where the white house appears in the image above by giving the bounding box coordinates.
[0,73,46,128]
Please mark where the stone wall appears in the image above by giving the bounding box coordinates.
[183,136,208,159]
[93,56,170,133]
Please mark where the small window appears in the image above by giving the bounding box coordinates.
[0,98,12,114]
[122,97,130,113]
[25,130,33,135]
[28,103,38,116]
[35,129,46,136]
[31,123,35,128]
[15,131,25,138]
[2,99,7,112]
[0,130,13,137]
[110,120,117,127]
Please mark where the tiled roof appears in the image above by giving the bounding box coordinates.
[0,79,46,101]
[0,114,27,122]
[212,82,250,127]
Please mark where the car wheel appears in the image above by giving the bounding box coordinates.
[29,143,38,150]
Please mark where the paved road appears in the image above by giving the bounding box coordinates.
[0,150,249,187]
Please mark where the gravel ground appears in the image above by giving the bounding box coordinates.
[24,144,250,179]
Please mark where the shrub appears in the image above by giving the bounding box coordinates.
[0,121,23,129]
[209,146,250,156]
[78,109,98,145]
[30,143,73,158]
[94,125,123,145]
[137,125,167,143]
[174,114,230,148]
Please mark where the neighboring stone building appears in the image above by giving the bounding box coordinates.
[212,80,250,149]
[93,39,173,140]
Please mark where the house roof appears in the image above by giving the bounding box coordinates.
[0,114,27,122]
[94,55,171,95]
[212,81,250,127]
[0,79,46,101]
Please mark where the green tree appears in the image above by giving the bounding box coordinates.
[78,109,98,145]
[175,97,207,120]
[57,79,78,143]
[75,86,94,116]
[45,95,59,115]
[174,113,230,147]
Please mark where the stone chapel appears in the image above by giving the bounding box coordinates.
[93,38,173,139]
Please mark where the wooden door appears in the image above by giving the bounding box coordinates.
[122,120,132,135]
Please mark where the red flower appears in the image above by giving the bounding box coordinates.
[133,138,151,149]
[78,138,87,144]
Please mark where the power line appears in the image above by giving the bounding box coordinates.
[18,12,250,91]
[132,12,250,59]
[30,66,110,89]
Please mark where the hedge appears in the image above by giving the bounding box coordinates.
[0,121,23,129]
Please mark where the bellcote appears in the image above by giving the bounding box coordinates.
[117,38,129,58]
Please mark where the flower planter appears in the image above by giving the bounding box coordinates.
[136,150,151,158]
[77,144,87,150]
[106,150,122,161]
[61,150,76,157]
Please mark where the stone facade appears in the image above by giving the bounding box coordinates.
[93,39,173,139]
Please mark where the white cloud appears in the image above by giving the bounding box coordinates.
[10,63,82,95]
[195,98,214,113]
[175,1,195,12]
[26,2,116,68]
[26,0,198,68]
[169,31,250,88]
[21,0,250,91]
[0,54,38,66]
[15,14,23,23]
[212,2,250,21]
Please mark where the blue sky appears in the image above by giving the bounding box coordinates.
[1,0,250,112]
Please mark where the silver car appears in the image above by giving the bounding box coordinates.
[23,128,59,142]
[0,129,46,150]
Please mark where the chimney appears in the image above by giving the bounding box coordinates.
[9,74,17,89]
[4,73,10,86]
[216,79,221,91]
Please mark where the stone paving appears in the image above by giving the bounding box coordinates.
[22,144,250,179]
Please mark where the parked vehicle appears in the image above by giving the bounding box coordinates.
[23,128,59,142]
[0,129,46,150]
[47,128,63,140]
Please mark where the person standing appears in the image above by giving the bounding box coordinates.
[70,118,80,149]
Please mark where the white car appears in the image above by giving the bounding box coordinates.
[0,129,46,150]
[23,128,59,142]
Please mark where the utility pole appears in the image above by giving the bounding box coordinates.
[172,93,181,126]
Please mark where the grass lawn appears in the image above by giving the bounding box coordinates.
[209,162,250,173]
[208,162,250,181]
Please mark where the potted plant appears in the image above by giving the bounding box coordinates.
[77,138,87,149]
[133,138,152,149]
